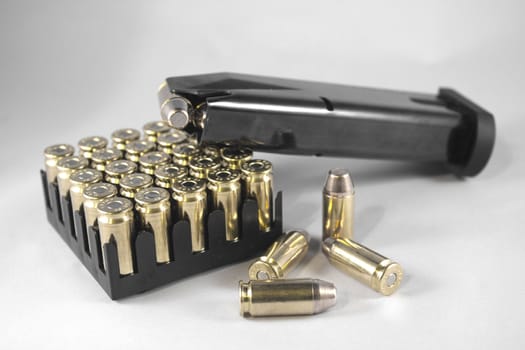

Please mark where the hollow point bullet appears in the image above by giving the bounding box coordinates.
[239,278,337,318]
[322,168,355,241]
[78,136,108,160]
[44,143,75,185]
[207,168,241,241]
[241,159,273,232]
[248,229,310,280]
[322,238,403,296]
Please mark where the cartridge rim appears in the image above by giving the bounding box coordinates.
[172,143,201,157]
[135,187,170,205]
[172,176,206,193]
[241,159,272,174]
[120,173,154,191]
[111,128,141,143]
[208,168,241,183]
[139,151,171,167]
[105,159,138,176]
[143,120,171,135]
[83,182,118,199]
[92,148,122,164]
[97,196,133,214]
[374,261,404,296]
[57,156,89,171]
[221,146,253,161]
[249,260,282,280]
[78,136,108,151]
[44,144,75,159]
[70,168,103,185]
[125,140,156,155]
[189,155,221,171]
[157,129,189,147]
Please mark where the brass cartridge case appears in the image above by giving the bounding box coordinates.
[78,136,108,159]
[220,146,252,170]
[138,151,171,175]
[157,129,190,154]
[172,143,201,166]
[241,159,273,232]
[154,164,187,189]
[82,183,118,248]
[97,197,135,275]
[248,230,310,280]
[44,144,75,185]
[91,148,122,172]
[239,278,337,318]
[201,143,220,158]
[69,168,103,213]
[104,159,138,185]
[125,140,156,162]
[322,238,403,296]
[119,173,153,199]
[143,120,171,142]
[189,155,221,179]
[172,177,207,252]
[135,187,172,263]
[111,128,141,151]
[322,168,355,241]
[207,168,241,241]
[56,156,89,198]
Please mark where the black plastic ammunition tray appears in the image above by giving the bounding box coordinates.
[40,170,283,300]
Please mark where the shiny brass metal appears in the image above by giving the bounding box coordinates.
[189,155,221,179]
[154,164,187,189]
[138,151,171,175]
[322,238,403,296]
[120,173,153,198]
[172,177,207,252]
[125,140,156,162]
[105,159,138,185]
[111,128,141,151]
[83,183,118,250]
[157,129,190,154]
[248,230,310,280]
[207,168,241,241]
[201,143,220,157]
[69,169,103,213]
[78,136,108,159]
[56,156,89,198]
[143,120,171,142]
[239,278,337,318]
[241,159,273,232]
[220,146,253,170]
[97,197,135,275]
[135,187,171,263]
[322,168,355,241]
[91,148,122,172]
[44,144,75,184]
[158,81,194,129]
[172,143,201,166]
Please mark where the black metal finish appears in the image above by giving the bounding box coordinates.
[164,73,495,176]
[41,170,283,300]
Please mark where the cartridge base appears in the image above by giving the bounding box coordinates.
[40,170,283,300]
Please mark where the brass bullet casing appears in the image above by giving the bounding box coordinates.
[154,164,187,189]
[78,136,108,160]
[207,168,241,241]
[111,128,141,151]
[239,278,337,318]
[201,143,220,158]
[83,183,118,245]
[241,159,273,232]
[143,120,171,143]
[322,168,355,241]
[56,156,89,198]
[69,169,103,213]
[248,230,310,280]
[120,173,153,199]
[125,140,156,162]
[172,177,207,252]
[105,159,138,185]
[44,143,75,184]
[135,187,172,263]
[220,146,253,170]
[172,143,201,166]
[138,151,171,175]
[97,197,135,275]
[91,148,122,172]
[157,129,190,154]
[322,238,403,296]
[188,155,221,179]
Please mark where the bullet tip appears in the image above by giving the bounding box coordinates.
[313,279,337,314]
[323,168,354,195]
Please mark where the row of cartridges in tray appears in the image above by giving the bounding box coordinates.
[43,121,274,275]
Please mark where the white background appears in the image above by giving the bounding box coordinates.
[1,1,524,349]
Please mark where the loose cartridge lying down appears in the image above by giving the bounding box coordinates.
[158,73,495,176]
